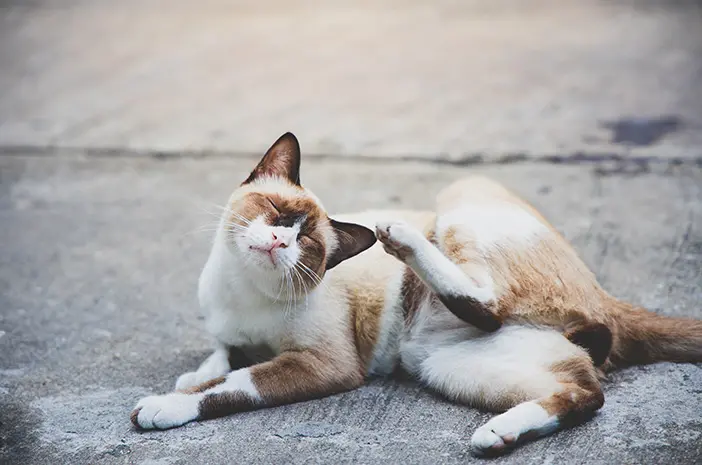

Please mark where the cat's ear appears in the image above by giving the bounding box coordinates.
[326,219,377,270]
[243,132,301,186]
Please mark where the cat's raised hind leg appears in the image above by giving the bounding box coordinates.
[376,220,501,332]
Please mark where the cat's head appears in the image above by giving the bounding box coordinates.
[221,132,376,296]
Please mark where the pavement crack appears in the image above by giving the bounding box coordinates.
[0,145,701,171]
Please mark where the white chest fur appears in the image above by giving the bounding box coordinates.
[197,235,349,354]
[198,239,290,350]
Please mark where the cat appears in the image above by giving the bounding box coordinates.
[131,132,702,456]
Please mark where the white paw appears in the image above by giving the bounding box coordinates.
[470,402,558,456]
[131,393,201,430]
[175,371,199,391]
[470,426,510,455]
[375,220,424,261]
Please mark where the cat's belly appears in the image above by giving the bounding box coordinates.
[400,303,586,376]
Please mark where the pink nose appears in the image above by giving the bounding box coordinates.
[270,232,288,249]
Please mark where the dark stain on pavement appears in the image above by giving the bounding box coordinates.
[601,116,684,146]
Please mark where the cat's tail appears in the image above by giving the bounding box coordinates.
[607,299,702,367]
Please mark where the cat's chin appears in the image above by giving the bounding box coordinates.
[237,249,293,281]
[244,256,282,275]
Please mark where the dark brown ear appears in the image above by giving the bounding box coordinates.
[326,219,377,270]
[243,132,301,185]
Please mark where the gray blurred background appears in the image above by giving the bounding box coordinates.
[1,0,701,160]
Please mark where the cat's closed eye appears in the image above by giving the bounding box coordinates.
[267,198,280,212]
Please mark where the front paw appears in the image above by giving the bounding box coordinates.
[131,393,200,430]
[375,221,422,262]
[175,371,199,391]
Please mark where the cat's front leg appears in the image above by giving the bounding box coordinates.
[376,221,501,332]
[174,345,250,391]
[132,348,363,430]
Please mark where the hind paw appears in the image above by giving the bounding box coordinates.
[470,402,559,456]
[470,425,517,456]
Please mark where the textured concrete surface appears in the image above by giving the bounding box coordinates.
[1,0,702,160]
[1,0,702,463]
[1,152,701,464]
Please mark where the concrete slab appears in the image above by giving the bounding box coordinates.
[1,152,700,464]
[1,0,702,160]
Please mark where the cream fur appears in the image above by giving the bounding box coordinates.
[435,204,547,253]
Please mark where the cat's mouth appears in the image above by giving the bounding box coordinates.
[249,245,279,268]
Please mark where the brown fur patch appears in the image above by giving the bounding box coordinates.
[550,357,602,394]
[425,225,437,245]
[437,294,502,332]
[250,347,364,406]
[230,192,329,288]
[544,357,604,424]
[348,287,385,370]
[130,407,142,428]
[199,390,259,420]
[442,227,467,264]
[183,376,227,393]
[564,321,612,366]
[607,298,702,367]
[400,267,430,325]
[537,383,603,425]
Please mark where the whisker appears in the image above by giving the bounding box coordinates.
[286,269,295,316]
[292,266,310,312]
[195,201,253,227]
[274,272,286,302]
[296,263,320,287]
[298,261,327,289]
[230,211,253,226]
[191,202,234,220]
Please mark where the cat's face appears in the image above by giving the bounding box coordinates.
[222,133,376,296]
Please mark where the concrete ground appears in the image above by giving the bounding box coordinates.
[2,154,701,465]
[1,1,702,464]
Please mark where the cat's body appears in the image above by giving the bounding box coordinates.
[132,134,702,455]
